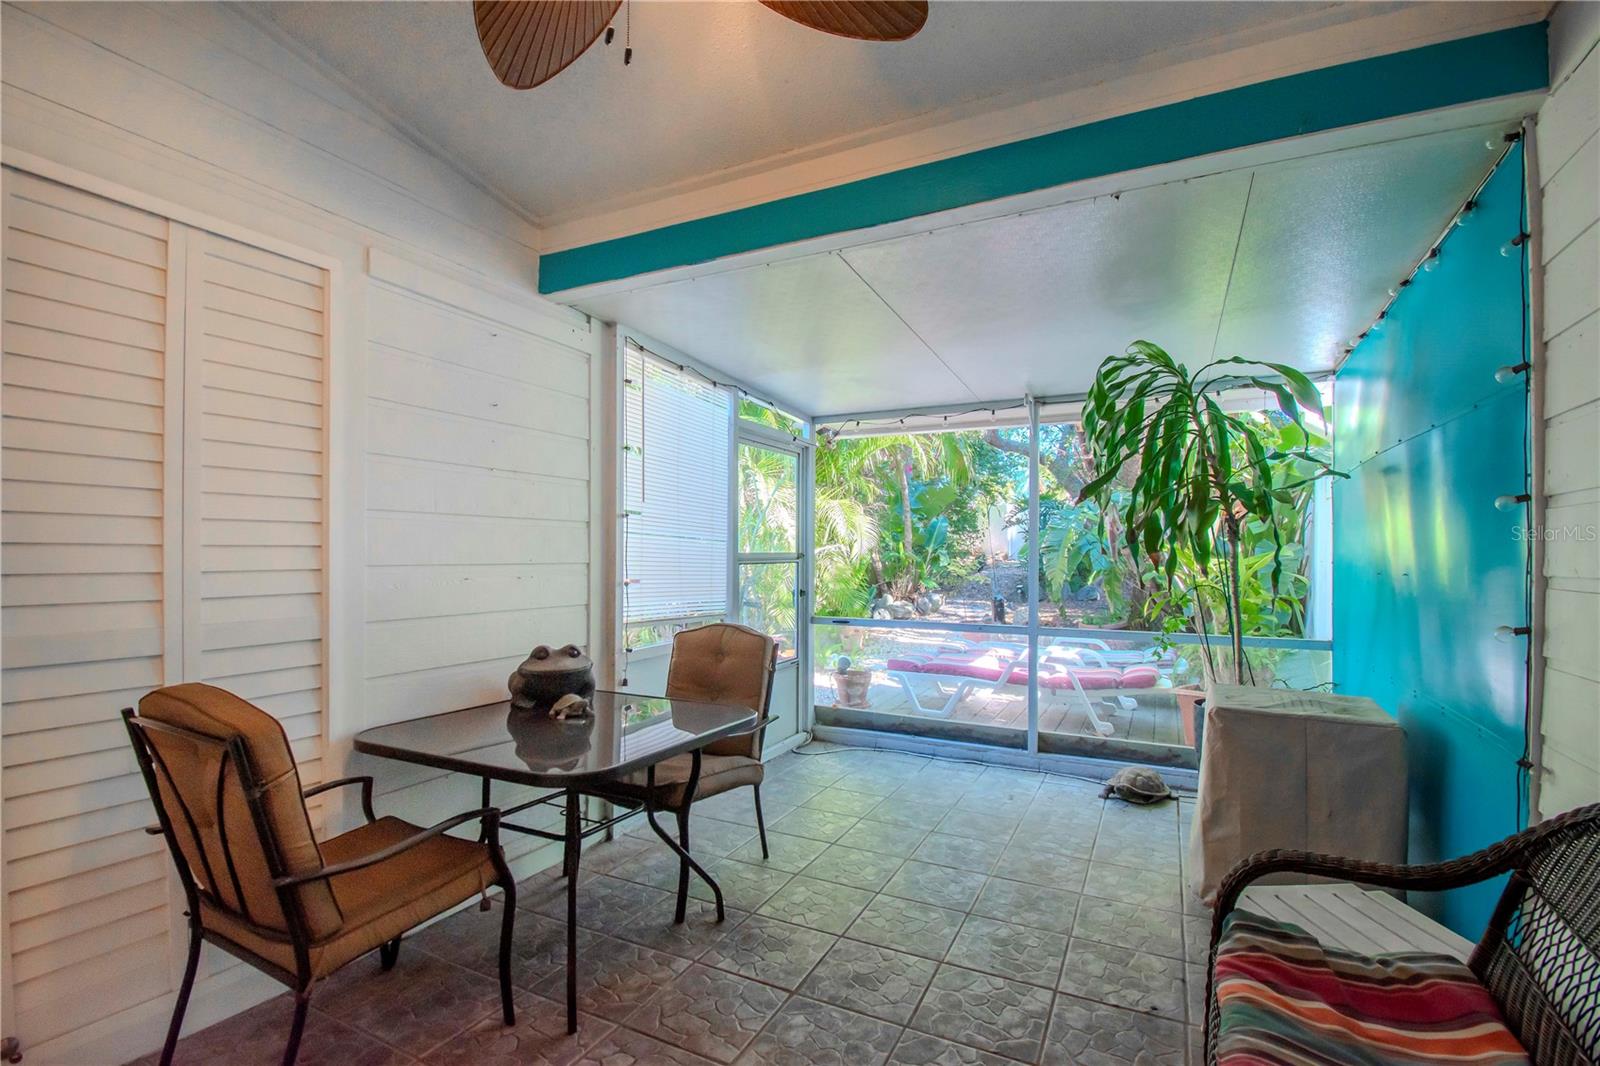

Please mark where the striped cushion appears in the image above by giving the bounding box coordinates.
[1215,910,1529,1065]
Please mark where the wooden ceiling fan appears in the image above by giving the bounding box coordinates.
[473,0,928,90]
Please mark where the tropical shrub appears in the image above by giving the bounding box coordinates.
[1076,341,1342,683]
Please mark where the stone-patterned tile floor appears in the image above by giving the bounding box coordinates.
[143,747,1207,1066]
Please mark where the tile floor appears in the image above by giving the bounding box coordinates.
[140,746,1211,1066]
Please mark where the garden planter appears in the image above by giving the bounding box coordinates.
[1176,685,1206,748]
[832,668,872,708]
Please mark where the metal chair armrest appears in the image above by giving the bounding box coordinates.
[302,776,377,822]
[274,807,501,888]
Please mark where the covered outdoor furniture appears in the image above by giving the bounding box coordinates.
[125,683,517,1066]
[1189,685,1407,904]
[1203,802,1600,1066]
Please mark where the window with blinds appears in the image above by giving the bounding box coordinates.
[621,340,730,645]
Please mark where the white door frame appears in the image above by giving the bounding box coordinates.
[730,420,812,750]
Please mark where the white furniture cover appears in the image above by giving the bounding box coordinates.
[1189,685,1407,905]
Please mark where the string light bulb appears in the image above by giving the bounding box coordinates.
[1495,362,1531,384]
[1501,232,1529,258]
[1494,493,1531,511]
[1421,249,1440,273]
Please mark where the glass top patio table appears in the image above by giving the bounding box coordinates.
[352,689,757,788]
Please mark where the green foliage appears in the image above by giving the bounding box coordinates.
[737,397,807,437]
[812,430,991,613]
[1035,496,1111,601]
[737,442,798,554]
[1076,340,1343,682]
[808,352,1333,655]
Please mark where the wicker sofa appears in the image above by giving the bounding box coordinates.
[1204,802,1600,1065]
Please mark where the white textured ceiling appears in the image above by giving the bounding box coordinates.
[249,0,1412,222]
[577,123,1510,416]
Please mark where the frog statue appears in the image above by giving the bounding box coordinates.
[508,643,596,713]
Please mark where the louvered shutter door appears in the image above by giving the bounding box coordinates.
[1,169,177,1045]
[1,172,330,1050]
[185,230,327,785]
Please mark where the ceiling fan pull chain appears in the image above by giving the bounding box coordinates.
[623,0,633,65]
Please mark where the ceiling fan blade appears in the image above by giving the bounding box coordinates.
[759,1,928,41]
[473,0,622,89]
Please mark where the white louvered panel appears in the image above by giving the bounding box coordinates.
[188,229,327,791]
[1,168,174,1045]
[2,175,332,1050]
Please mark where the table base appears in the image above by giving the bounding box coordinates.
[484,749,725,1032]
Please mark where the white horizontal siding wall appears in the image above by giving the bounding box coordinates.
[0,3,599,1063]
[361,251,596,850]
[1535,1,1600,819]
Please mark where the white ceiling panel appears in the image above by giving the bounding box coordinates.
[579,253,969,414]
[252,0,1388,222]
[1212,128,1508,365]
[840,170,1254,398]
[578,121,1510,417]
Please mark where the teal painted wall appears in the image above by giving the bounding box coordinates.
[1332,142,1529,938]
[541,23,1548,294]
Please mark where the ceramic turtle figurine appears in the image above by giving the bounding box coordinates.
[1100,766,1172,805]
[508,643,595,711]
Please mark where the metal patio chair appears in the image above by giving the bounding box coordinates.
[125,683,518,1066]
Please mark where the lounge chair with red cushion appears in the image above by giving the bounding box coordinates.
[884,645,1151,735]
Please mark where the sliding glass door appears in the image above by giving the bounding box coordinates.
[809,395,1333,769]
[811,406,1037,749]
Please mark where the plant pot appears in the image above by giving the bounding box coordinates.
[1175,685,1206,749]
[832,669,872,709]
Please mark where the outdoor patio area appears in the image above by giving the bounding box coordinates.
[143,746,1205,1066]
[815,672,1189,750]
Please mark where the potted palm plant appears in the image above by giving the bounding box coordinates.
[1076,341,1341,689]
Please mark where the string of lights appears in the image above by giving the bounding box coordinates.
[640,352,807,444]
[1341,127,1537,822]
[819,402,1035,441]
[1337,129,1525,368]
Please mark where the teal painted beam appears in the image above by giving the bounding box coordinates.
[540,22,1547,294]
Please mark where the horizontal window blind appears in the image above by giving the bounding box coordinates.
[622,340,729,625]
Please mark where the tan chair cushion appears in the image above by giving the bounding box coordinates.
[203,816,498,979]
[595,752,765,811]
[138,683,341,940]
[667,623,777,759]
